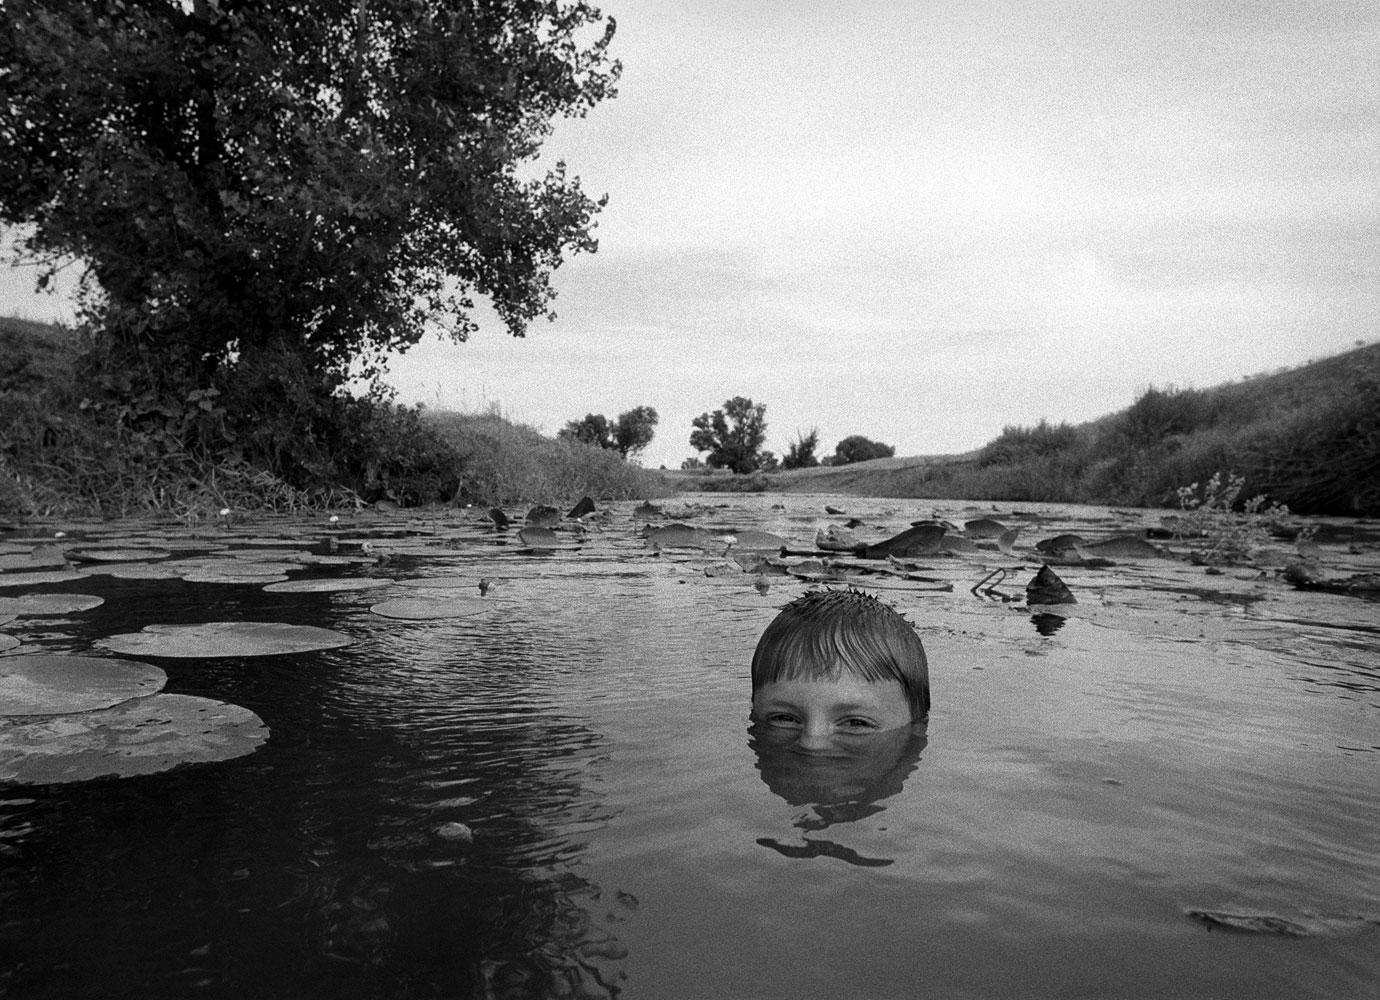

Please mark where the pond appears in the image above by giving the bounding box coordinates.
[2,494,1379,999]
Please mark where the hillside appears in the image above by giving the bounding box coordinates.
[755,341,1380,515]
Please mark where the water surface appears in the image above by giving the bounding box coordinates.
[2,495,1378,999]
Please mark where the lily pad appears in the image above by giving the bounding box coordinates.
[262,577,394,593]
[78,562,186,580]
[370,595,492,620]
[0,593,105,617]
[1026,565,1077,605]
[646,523,717,550]
[517,525,560,549]
[181,571,291,585]
[525,504,561,527]
[0,546,69,571]
[1080,536,1164,558]
[0,570,86,589]
[96,622,353,658]
[396,576,480,591]
[964,518,1009,538]
[864,524,946,559]
[0,654,166,716]
[66,547,172,563]
[0,693,268,785]
[0,634,18,653]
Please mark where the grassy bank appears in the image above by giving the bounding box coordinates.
[759,342,1380,517]
[0,317,671,518]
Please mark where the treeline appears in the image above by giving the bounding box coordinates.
[873,343,1380,516]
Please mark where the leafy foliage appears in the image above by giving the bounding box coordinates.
[689,396,769,474]
[1172,471,1310,564]
[782,428,820,470]
[558,405,658,458]
[0,0,619,490]
[829,435,895,465]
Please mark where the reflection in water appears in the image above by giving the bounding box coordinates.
[1030,612,1068,636]
[750,720,928,867]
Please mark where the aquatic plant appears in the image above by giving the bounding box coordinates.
[1171,472,1311,564]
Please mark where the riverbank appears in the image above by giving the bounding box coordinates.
[674,341,1380,517]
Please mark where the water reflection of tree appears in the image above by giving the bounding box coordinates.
[0,583,634,999]
[750,721,929,868]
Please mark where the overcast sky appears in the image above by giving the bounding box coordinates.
[5,1,1377,470]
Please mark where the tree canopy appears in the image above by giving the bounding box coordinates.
[558,405,657,458]
[0,0,620,392]
[829,435,895,465]
[689,396,769,474]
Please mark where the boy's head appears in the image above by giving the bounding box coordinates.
[750,588,930,728]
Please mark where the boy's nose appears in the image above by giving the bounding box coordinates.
[797,720,834,751]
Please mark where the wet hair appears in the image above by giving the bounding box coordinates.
[751,588,930,719]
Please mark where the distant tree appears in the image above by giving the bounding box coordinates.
[680,456,704,470]
[689,396,769,473]
[559,413,614,451]
[611,405,658,458]
[831,435,896,465]
[782,428,821,470]
[559,406,658,458]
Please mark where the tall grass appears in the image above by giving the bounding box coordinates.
[423,409,674,506]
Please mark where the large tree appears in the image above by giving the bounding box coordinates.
[689,396,768,474]
[0,0,619,397]
[558,405,657,458]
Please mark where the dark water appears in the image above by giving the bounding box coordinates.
[2,495,1379,999]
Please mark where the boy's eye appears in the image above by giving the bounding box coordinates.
[839,718,879,730]
[764,713,800,727]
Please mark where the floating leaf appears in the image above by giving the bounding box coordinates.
[1080,536,1164,558]
[262,577,395,593]
[370,596,492,620]
[631,502,663,521]
[567,496,596,519]
[181,571,290,585]
[0,570,85,589]
[66,547,172,563]
[1185,910,1380,937]
[487,507,511,528]
[525,504,560,527]
[0,654,166,716]
[964,518,1009,538]
[96,622,353,658]
[864,524,946,559]
[77,562,185,580]
[1035,534,1086,555]
[996,528,1023,558]
[517,526,560,549]
[728,529,789,551]
[0,546,68,571]
[0,693,268,785]
[1026,565,1077,605]
[645,523,716,549]
[939,535,979,554]
[396,576,477,591]
[0,634,18,653]
[0,593,104,617]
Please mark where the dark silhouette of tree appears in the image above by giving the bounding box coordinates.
[689,396,768,473]
[831,435,896,465]
[558,406,657,458]
[0,0,619,450]
[782,428,821,470]
[559,414,614,451]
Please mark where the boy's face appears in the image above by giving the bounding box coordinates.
[751,673,912,744]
